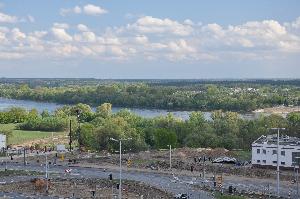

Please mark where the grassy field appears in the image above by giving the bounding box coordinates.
[0,123,65,145]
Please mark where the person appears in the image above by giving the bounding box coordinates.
[190,165,194,172]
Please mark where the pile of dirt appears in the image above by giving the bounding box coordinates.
[173,147,229,159]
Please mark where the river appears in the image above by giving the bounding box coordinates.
[0,97,260,120]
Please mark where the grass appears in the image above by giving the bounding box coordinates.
[0,123,65,145]
[0,169,43,177]
[215,193,247,199]
[231,150,251,161]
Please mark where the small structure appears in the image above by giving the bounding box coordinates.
[252,134,300,169]
[56,144,66,152]
[0,134,6,150]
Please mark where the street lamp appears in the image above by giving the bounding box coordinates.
[270,127,285,198]
[45,153,49,193]
[109,137,132,199]
[167,145,172,171]
[75,109,81,150]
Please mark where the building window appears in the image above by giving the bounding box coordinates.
[272,150,277,155]
[257,149,260,154]
[257,160,261,163]
[263,149,266,154]
[273,161,277,164]
[263,160,266,164]
[281,151,285,156]
[281,162,285,165]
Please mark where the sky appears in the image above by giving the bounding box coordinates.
[0,0,300,78]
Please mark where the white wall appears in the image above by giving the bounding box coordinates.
[252,142,300,168]
[0,134,6,149]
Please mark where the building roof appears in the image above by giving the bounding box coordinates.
[253,134,300,146]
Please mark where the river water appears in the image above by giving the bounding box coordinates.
[0,97,260,120]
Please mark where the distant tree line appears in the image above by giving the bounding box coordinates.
[0,83,299,112]
[0,104,299,152]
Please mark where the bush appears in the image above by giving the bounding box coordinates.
[18,117,67,132]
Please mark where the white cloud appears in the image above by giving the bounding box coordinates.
[60,6,82,16]
[135,35,148,45]
[0,52,23,59]
[184,19,194,26]
[53,23,69,29]
[11,28,26,41]
[60,4,107,16]
[1,16,300,62]
[73,6,82,14]
[0,12,18,23]
[128,16,193,36]
[83,4,108,16]
[77,24,89,32]
[31,31,47,38]
[52,27,72,42]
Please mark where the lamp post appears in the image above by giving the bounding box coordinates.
[75,109,81,150]
[45,153,49,193]
[167,145,172,171]
[270,127,285,198]
[109,138,132,199]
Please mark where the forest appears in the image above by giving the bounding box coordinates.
[0,103,299,152]
[0,79,299,112]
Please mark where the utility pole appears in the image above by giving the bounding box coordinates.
[167,144,172,171]
[69,120,72,151]
[295,157,300,199]
[270,127,285,198]
[5,149,7,171]
[23,147,26,166]
[203,156,206,180]
[297,168,299,198]
[119,140,122,199]
[110,138,132,199]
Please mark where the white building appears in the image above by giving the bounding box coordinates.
[0,134,6,149]
[252,134,300,169]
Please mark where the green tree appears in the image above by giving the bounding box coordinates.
[153,128,177,149]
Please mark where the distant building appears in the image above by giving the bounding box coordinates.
[252,134,300,169]
[0,134,6,149]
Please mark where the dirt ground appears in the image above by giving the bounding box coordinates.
[0,178,173,199]
[254,105,300,114]
[13,147,295,181]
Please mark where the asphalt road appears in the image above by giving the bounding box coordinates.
[0,163,214,199]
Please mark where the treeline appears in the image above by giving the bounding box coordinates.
[0,83,299,112]
[1,78,300,87]
[0,108,67,132]
[0,104,299,152]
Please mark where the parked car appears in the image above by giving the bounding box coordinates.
[174,193,188,199]
[212,156,237,164]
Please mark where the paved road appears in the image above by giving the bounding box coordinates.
[0,163,214,199]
